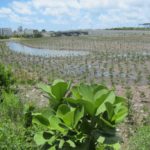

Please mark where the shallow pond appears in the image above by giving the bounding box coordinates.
[6,42,89,57]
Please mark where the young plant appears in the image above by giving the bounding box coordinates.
[32,79,128,150]
[0,91,22,121]
[0,63,15,96]
[38,79,71,110]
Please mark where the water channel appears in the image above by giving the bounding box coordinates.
[6,42,89,57]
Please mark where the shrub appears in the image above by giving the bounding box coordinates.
[0,91,22,121]
[32,79,128,150]
[0,63,15,93]
[0,64,38,149]
[0,92,38,149]
[0,119,38,150]
[0,36,9,39]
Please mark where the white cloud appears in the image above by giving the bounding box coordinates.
[32,0,80,9]
[78,13,93,28]
[51,16,68,25]
[0,7,28,23]
[0,7,12,17]
[79,0,110,9]
[0,0,150,29]
[98,7,150,28]
[11,1,33,15]
[0,5,44,25]
[31,0,80,16]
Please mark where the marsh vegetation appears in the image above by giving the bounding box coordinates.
[0,30,150,149]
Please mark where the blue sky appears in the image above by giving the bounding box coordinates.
[0,0,150,31]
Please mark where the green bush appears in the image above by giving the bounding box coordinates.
[0,91,22,121]
[0,92,38,149]
[0,119,38,150]
[32,79,128,150]
[0,63,38,149]
[0,63,15,93]
[0,36,10,39]
[129,126,150,150]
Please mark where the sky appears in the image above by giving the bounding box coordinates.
[0,0,150,31]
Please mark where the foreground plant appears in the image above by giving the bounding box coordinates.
[32,79,128,150]
[0,63,15,94]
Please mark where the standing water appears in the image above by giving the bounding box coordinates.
[6,42,89,57]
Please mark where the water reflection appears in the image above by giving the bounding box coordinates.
[6,42,89,57]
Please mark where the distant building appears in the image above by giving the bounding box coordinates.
[18,26,23,32]
[51,31,88,37]
[140,23,150,28]
[16,26,24,35]
[24,29,34,35]
[0,28,12,36]
[42,32,51,37]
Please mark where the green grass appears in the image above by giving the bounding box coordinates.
[129,126,150,150]
[0,92,37,149]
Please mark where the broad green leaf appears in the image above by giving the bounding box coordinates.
[39,80,70,107]
[71,87,82,99]
[96,91,116,115]
[81,100,96,116]
[114,103,122,114]
[43,131,54,139]
[38,83,50,93]
[115,96,127,105]
[105,102,114,120]
[97,136,105,144]
[57,104,75,127]
[67,84,111,117]
[65,97,81,104]
[66,97,97,116]
[71,84,108,100]
[48,145,56,150]
[74,106,84,127]
[94,89,108,101]
[95,91,110,113]
[59,139,65,149]
[32,113,50,126]
[57,104,70,115]
[53,79,71,90]
[100,116,115,128]
[112,143,121,150]
[51,81,68,101]
[78,84,94,101]
[66,139,76,148]
[94,84,108,92]
[49,116,66,133]
[104,91,116,104]
[41,108,55,118]
[112,107,128,124]
[47,135,57,145]
[38,83,55,99]
[34,132,47,145]
[96,145,105,150]
[52,79,65,85]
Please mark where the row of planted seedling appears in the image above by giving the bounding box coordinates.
[0,41,150,86]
